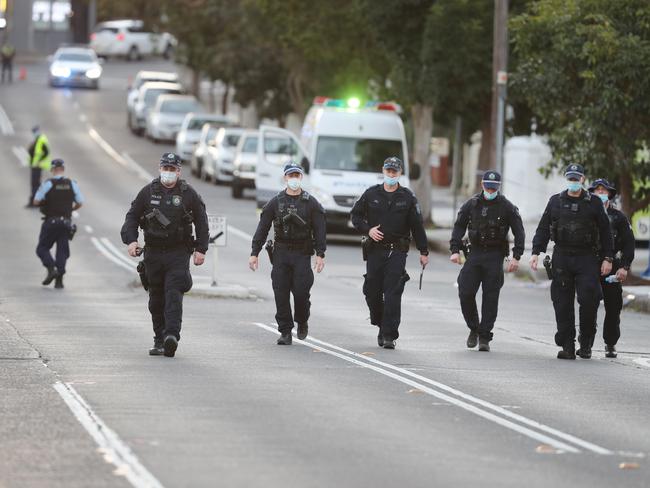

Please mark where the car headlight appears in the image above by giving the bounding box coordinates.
[50,65,71,78]
[85,67,102,79]
[310,186,336,207]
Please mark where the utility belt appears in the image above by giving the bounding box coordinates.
[42,216,77,240]
[144,239,194,253]
[370,238,410,253]
[553,245,597,256]
[273,239,314,254]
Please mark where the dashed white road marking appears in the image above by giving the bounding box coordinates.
[100,237,138,268]
[84,225,94,234]
[88,126,129,167]
[633,358,650,368]
[12,146,28,167]
[53,382,164,488]
[0,104,15,135]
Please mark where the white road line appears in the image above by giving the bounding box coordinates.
[633,358,650,368]
[53,382,164,488]
[252,322,581,454]
[88,127,129,167]
[0,104,15,135]
[79,113,88,123]
[227,225,252,242]
[304,335,613,456]
[12,146,28,167]
[91,237,136,273]
[85,225,94,234]
[122,152,154,182]
[100,237,139,268]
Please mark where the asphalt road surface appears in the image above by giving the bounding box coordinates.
[0,59,649,488]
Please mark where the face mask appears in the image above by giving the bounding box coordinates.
[160,171,178,185]
[483,190,498,200]
[384,175,399,186]
[567,180,582,192]
[597,193,609,203]
[287,177,301,191]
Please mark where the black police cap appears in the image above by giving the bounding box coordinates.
[51,158,65,169]
[383,157,403,171]
[160,152,182,168]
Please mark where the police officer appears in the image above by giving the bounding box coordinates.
[530,164,614,360]
[27,125,51,208]
[449,170,525,352]
[350,157,429,349]
[1,40,16,84]
[588,178,635,358]
[249,162,326,345]
[121,153,209,358]
[33,159,83,289]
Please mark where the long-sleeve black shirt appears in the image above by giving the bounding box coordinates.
[350,184,429,254]
[532,190,613,257]
[607,206,635,269]
[449,193,525,260]
[251,190,327,257]
[121,178,209,253]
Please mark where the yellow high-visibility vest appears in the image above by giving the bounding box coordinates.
[31,134,51,170]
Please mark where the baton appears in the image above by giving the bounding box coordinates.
[419,264,425,290]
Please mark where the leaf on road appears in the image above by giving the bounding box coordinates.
[536,445,559,454]
[360,352,375,356]
[408,388,424,394]
[618,462,640,470]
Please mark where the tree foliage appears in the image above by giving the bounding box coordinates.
[511,0,650,214]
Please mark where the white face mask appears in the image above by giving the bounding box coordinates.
[287,177,301,191]
[160,171,178,185]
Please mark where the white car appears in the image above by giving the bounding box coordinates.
[127,70,179,119]
[231,131,259,199]
[48,46,103,89]
[191,124,222,178]
[90,19,176,60]
[203,127,245,183]
[146,94,204,143]
[175,113,233,162]
[130,81,183,135]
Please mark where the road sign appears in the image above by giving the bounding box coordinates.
[208,215,227,247]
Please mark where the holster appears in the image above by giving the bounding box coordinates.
[67,222,77,241]
[361,236,370,261]
[265,240,274,264]
[136,260,149,291]
[543,255,553,280]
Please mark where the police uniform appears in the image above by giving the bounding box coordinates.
[588,179,635,358]
[350,158,428,348]
[251,163,326,344]
[532,165,613,359]
[27,127,51,206]
[34,159,83,289]
[450,171,525,350]
[121,153,209,357]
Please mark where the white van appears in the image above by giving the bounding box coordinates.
[255,97,420,230]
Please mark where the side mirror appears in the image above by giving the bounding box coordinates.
[300,156,310,175]
[409,162,421,180]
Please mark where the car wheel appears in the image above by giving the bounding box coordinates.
[231,183,243,199]
[127,46,140,61]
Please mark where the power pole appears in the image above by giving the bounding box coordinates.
[490,0,509,174]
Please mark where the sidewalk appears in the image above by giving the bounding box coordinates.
[428,186,650,313]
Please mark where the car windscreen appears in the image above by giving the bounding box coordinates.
[93,27,118,34]
[144,89,179,106]
[241,136,258,153]
[55,53,95,63]
[188,118,221,131]
[223,134,241,147]
[314,136,404,172]
[159,100,201,114]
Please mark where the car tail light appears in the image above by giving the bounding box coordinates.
[90,33,97,41]
[116,33,125,41]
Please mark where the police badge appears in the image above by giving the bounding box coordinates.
[172,195,182,207]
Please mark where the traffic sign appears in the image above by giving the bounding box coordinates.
[208,215,227,247]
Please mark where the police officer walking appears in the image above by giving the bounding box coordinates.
[350,157,429,349]
[530,164,614,360]
[249,162,326,345]
[121,153,209,358]
[449,170,525,352]
[588,179,635,358]
[27,125,51,208]
[33,159,83,289]
[1,40,16,84]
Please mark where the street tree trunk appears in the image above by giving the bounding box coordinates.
[191,69,201,99]
[286,70,306,120]
[221,83,230,116]
[411,103,433,222]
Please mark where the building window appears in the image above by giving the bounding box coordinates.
[32,0,71,31]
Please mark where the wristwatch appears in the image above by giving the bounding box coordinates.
[420,250,429,256]
[317,252,325,258]
[604,257,613,263]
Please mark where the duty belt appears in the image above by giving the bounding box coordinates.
[44,216,71,224]
[274,240,311,251]
[371,240,410,252]
[553,245,596,256]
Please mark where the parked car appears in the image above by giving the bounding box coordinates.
[231,131,261,199]
[146,94,204,143]
[48,46,103,89]
[191,123,222,178]
[129,81,183,135]
[175,113,233,162]
[202,127,245,183]
[90,19,176,60]
[127,70,179,119]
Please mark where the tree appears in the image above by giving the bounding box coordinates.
[511,0,650,216]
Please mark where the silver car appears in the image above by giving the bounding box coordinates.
[146,94,204,143]
[48,46,103,89]
[127,71,179,120]
[130,82,183,135]
[203,127,245,183]
[175,113,233,162]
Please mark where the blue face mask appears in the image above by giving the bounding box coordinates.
[597,193,609,203]
[384,175,400,186]
[483,190,498,200]
[567,180,582,193]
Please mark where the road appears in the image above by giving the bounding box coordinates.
[0,59,648,488]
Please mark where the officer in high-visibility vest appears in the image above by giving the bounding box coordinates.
[27,125,51,207]
[1,41,16,84]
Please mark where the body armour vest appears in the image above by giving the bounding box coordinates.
[42,178,74,218]
[141,180,193,247]
[467,195,509,249]
[551,192,598,248]
[273,191,313,242]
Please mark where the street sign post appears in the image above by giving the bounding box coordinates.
[208,215,227,286]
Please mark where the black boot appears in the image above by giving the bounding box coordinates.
[277,332,292,345]
[54,275,64,289]
[377,332,384,347]
[557,343,576,360]
[382,339,396,349]
[149,338,164,356]
[577,336,592,359]
[466,329,478,348]
[478,337,490,352]
[42,266,58,285]
[605,344,617,358]
[163,335,178,357]
[297,322,308,340]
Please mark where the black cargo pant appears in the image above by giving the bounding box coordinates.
[271,247,314,333]
[30,167,42,204]
[600,273,623,346]
[36,217,70,273]
[457,249,505,340]
[144,247,193,342]
[363,248,409,341]
[550,251,602,348]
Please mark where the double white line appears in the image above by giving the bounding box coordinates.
[0,104,15,135]
[253,322,614,456]
[90,236,137,273]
